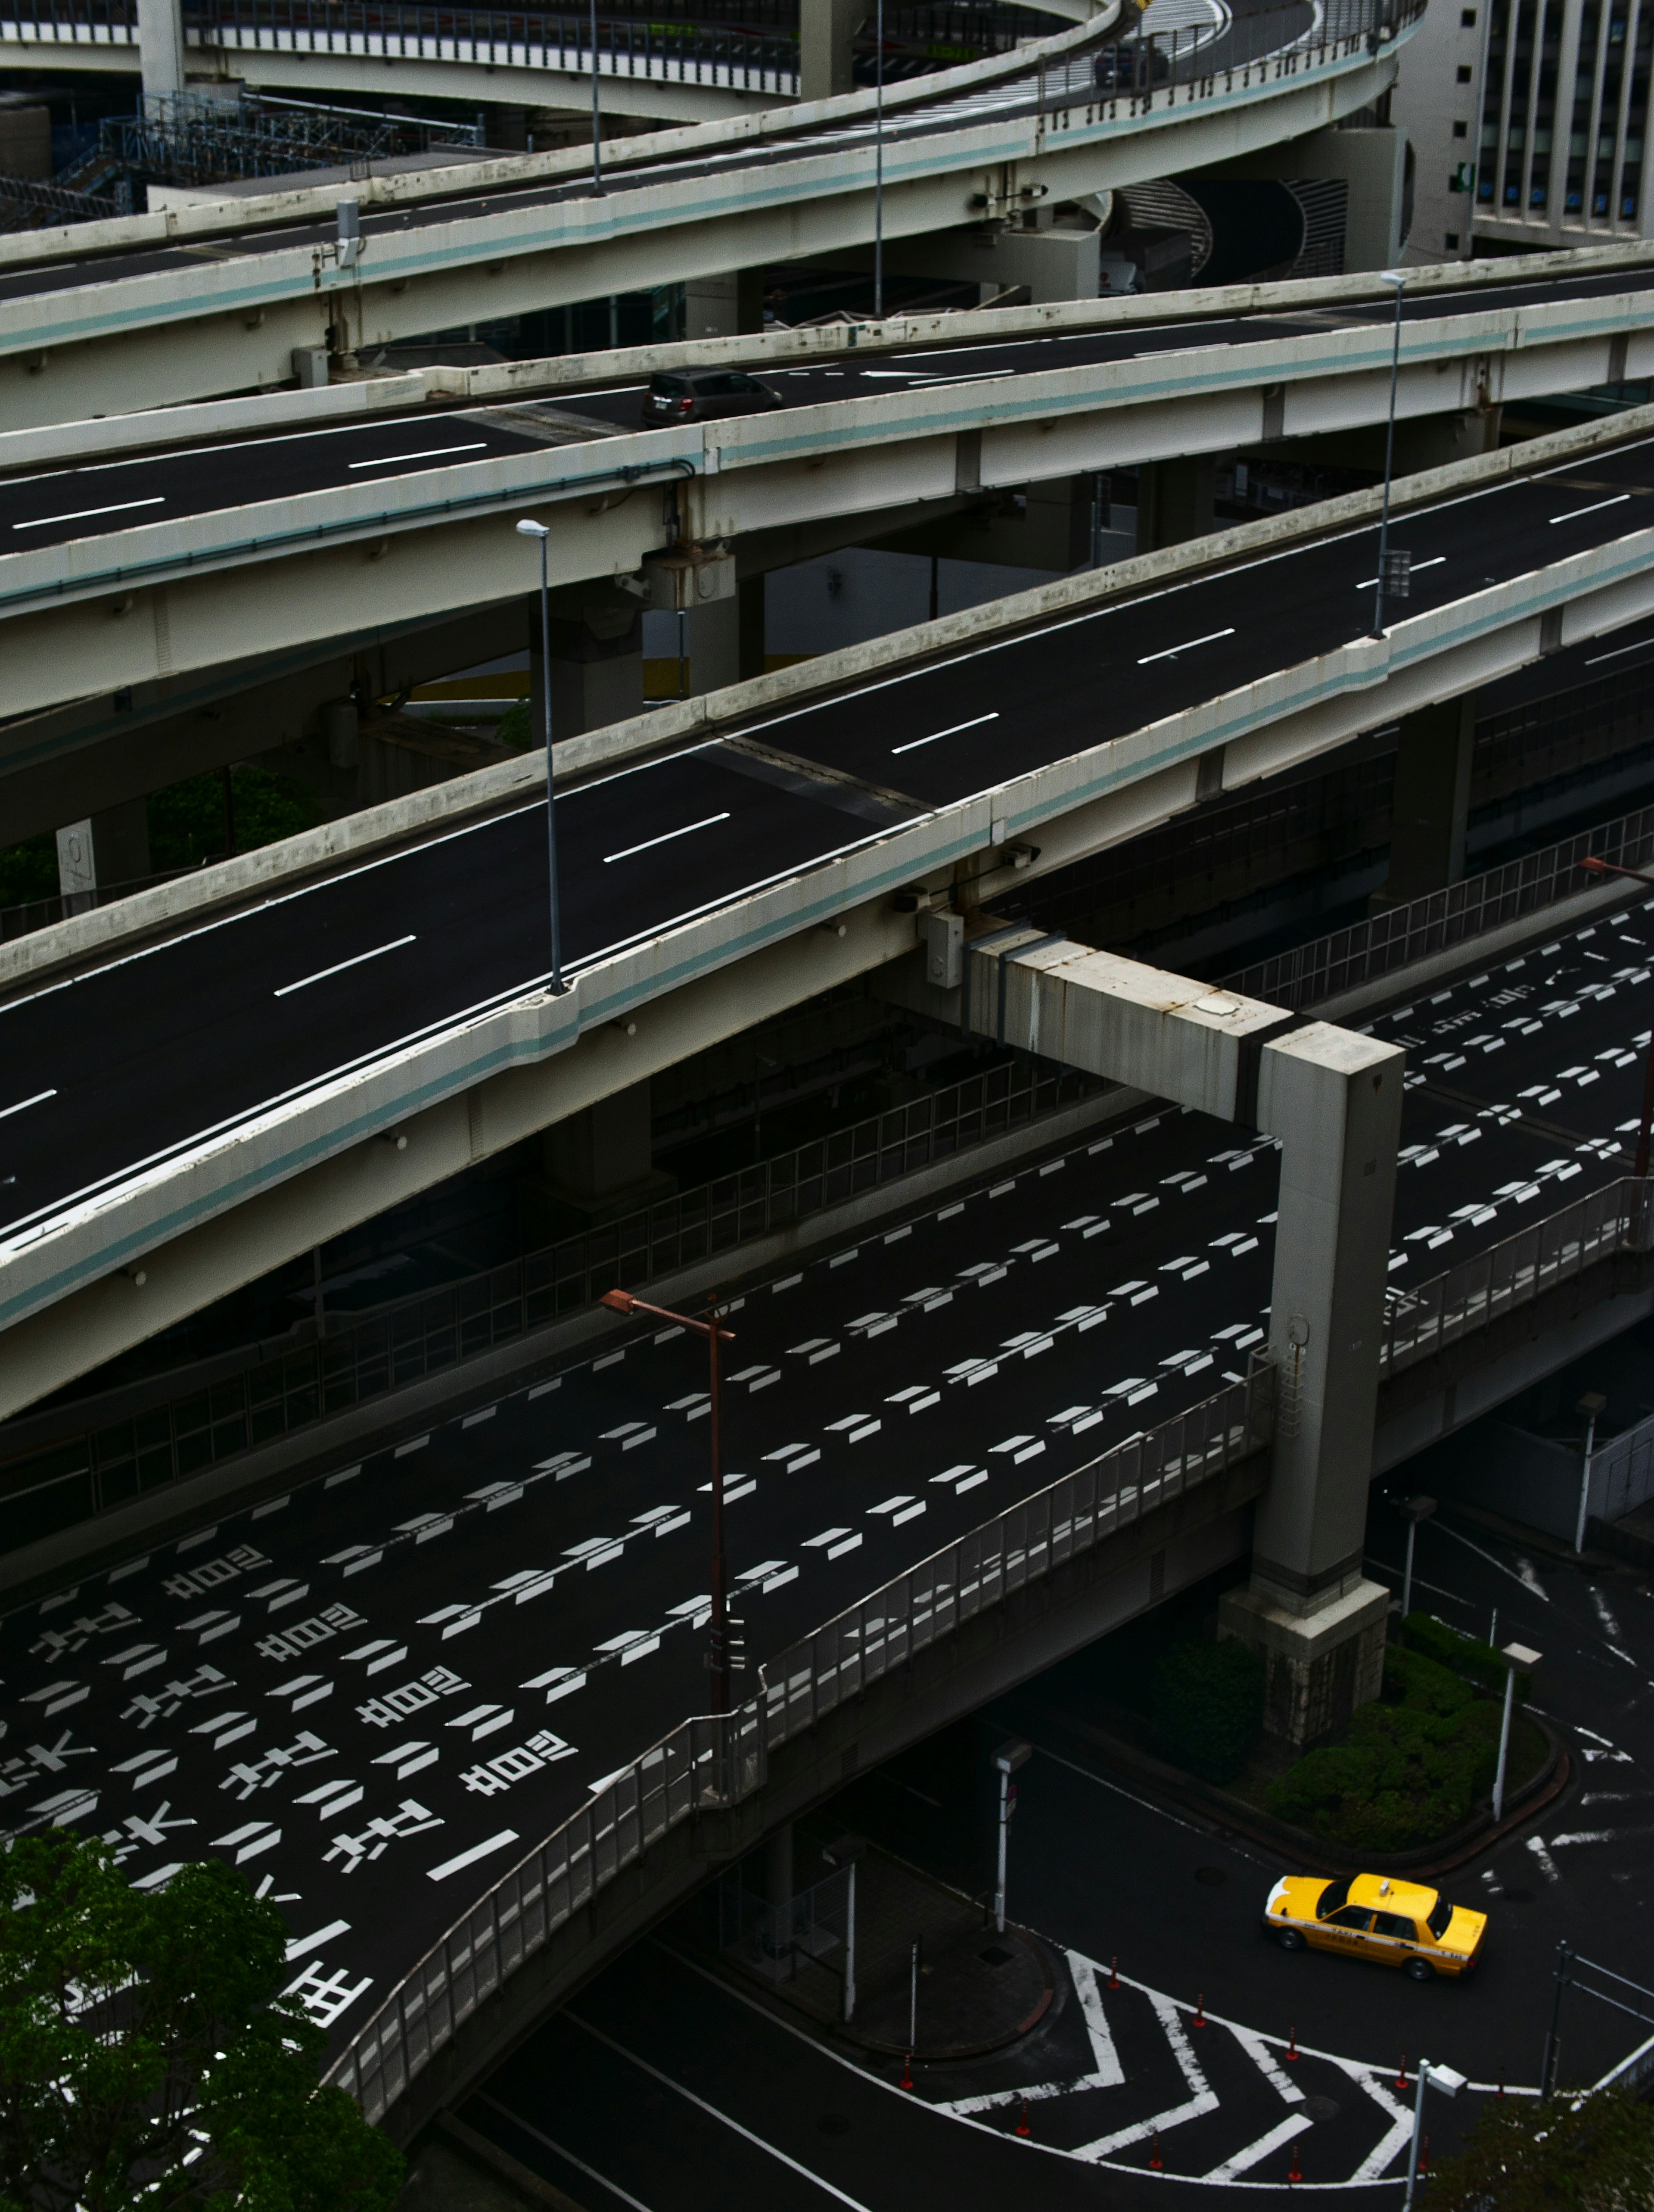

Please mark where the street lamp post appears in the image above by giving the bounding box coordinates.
[1399,1493,1435,1624]
[1580,854,1654,1174]
[1371,269,1408,641]
[1402,2060,1466,2210]
[873,0,886,318]
[600,1287,737,1709]
[1574,1391,1607,1554]
[514,519,567,995]
[1491,1641,1541,1823]
[992,1738,1031,1934]
[589,0,603,195]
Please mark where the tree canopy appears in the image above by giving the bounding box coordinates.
[1433,2082,1654,2211]
[0,1830,403,2212]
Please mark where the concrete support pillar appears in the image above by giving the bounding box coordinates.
[1219,1025,1402,1743]
[540,1077,672,1220]
[687,593,741,696]
[1135,456,1216,555]
[800,0,866,100]
[1373,695,1476,910]
[530,589,644,742]
[875,925,1402,1748]
[839,221,1102,306]
[682,269,766,340]
[140,0,187,98]
[56,798,152,903]
[738,575,767,682]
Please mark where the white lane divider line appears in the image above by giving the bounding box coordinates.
[1527,1835,1562,1882]
[1137,626,1234,666]
[565,2012,877,2211]
[1228,2019,1305,2104]
[891,711,1000,755]
[932,1949,1123,2117]
[1549,492,1631,525]
[1074,1989,1218,2160]
[0,1087,56,1119]
[12,494,165,531]
[1200,2112,1314,2184]
[347,441,488,469]
[274,934,417,997]
[1356,554,1445,588]
[1338,2058,1414,2182]
[426,1827,520,1881]
[603,811,731,864]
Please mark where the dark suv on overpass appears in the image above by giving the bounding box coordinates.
[642,368,785,425]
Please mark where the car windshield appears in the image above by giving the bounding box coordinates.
[650,375,689,396]
[1316,1878,1352,1918]
[1427,1895,1453,1938]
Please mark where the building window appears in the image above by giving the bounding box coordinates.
[1446,230,1461,246]
[1462,7,1477,20]
[1454,119,1469,135]
[1458,62,1474,78]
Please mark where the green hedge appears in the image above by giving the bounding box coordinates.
[1152,1640,1265,1783]
[1402,1611,1531,1701]
[1267,1649,1513,1852]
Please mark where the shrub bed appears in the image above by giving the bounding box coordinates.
[1266,1649,1542,1852]
[1152,1640,1265,1783]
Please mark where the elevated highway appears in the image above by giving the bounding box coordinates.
[5,403,1654,1416]
[0,0,1414,426]
[8,241,1654,836]
[1,883,1650,2137]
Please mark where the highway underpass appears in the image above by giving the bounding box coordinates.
[3,885,1650,2138]
[0,0,1414,425]
[6,401,1654,1411]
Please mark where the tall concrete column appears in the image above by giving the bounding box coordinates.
[56,799,152,903]
[682,269,766,340]
[540,1078,673,1220]
[1372,695,1476,909]
[1135,457,1216,554]
[686,594,741,696]
[140,0,187,99]
[800,0,866,100]
[875,926,1402,1747]
[738,575,767,682]
[1219,1025,1402,1743]
[530,589,644,741]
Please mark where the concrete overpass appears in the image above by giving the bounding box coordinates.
[6,400,1654,1423]
[0,0,1416,427]
[7,240,1654,844]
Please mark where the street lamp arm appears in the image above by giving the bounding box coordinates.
[1582,854,1654,888]
[598,1287,734,1341]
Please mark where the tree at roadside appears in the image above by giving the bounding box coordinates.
[1433,2082,1654,2210]
[0,1830,403,2212]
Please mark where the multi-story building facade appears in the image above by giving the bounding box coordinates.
[1395,0,1654,259]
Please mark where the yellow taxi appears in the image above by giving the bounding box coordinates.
[1262,1871,1486,1981]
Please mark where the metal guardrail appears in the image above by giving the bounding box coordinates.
[1380,1177,1654,1380]
[328,1365,1275,2123]
[1222,801,1654,1012]
[0,1057,1100,1543]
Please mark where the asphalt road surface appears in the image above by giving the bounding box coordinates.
[3,259,1651,550]
[5,894,1654,2088]
[7,430,1654,1252]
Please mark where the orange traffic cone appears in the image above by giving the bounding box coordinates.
[1147,2129,1163,2173]
[900,2051,914,2093]
[1285,2025,1299,2063]
[1192,1991,1207,2028]
[1418,2134,1430,2180]
[1015,2099,1031,2139]
[1108,1954,1120,1989]
[1396,2052,1408,2093]
[1287,2141,1303,2187]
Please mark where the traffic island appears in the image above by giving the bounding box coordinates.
[694,1840,1056,2064]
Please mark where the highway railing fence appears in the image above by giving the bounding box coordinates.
[0,1057,1101,1548]
[1380,1177,1654,1380]
[1223,799,1654,1012]
[329,1364,1275,2124]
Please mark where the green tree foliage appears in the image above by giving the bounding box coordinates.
[147,768,320,872]
[1433,2084,1654,2211]
[1267,1648,1535,1851]
[1152,1639,1265,1783]
[0,1831,403,2212]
